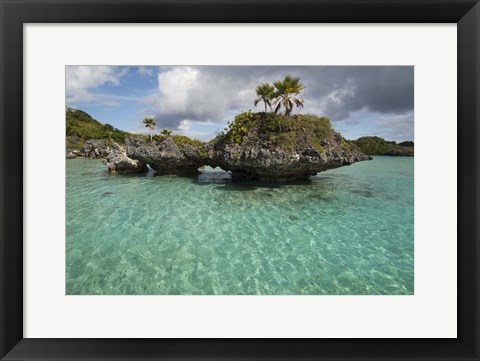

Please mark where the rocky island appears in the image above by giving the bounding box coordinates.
[104,111,372,181]
[66,75,399,181]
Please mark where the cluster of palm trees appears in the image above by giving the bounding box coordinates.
[143,117,172,142]
[254,76,305,116]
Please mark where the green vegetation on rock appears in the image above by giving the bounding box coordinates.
[171,135,205,149]
[222,111,259,145]
[351,136,414,156]
[216,111,335,153]
[171,135,207,158]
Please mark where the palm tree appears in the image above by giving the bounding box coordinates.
[254,83,275,113]
[272,76,305,116]
[143,117,157,142]
[160,128,173,137]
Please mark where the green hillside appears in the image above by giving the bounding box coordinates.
[351,136,414,156]
[66,108,132,148]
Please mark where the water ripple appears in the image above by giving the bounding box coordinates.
[66,157,414,295]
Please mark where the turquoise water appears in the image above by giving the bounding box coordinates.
[66,157,414,295]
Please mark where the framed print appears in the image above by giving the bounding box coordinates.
[1,0,479,360]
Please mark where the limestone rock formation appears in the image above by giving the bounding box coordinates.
[207,128,371,181]
[121,113,372,181]
[103,142,148,174]
[125,136,204,175]
[79,140,111,159]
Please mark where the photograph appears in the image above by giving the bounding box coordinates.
[2,0,478,357]
[65,65,414,295]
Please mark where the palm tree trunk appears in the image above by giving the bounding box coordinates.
[264,102,267,113]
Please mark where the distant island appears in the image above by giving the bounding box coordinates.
[351,136,414,156]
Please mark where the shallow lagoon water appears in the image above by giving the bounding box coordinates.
[66,156,414,295]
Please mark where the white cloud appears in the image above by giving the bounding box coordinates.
[66,66,128,103]
[152,66,257,125]
[157,67,199,115]
[137,66,154,77]
[178,120,191,131]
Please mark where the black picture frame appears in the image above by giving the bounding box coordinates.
[1,0,479,360]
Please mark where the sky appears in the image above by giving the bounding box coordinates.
[66,66,414,142]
